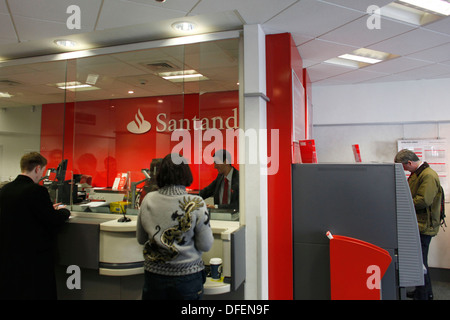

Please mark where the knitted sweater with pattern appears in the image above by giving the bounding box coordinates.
[137,185,213,276]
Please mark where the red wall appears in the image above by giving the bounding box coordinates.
[41,91,239,190]
[266,33,305,299]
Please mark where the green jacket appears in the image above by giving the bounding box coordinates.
[408,163,442,236]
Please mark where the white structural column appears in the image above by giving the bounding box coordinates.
[241,24,269,300]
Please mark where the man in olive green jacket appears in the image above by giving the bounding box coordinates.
[395,149,442,300]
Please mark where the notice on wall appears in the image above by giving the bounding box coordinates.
[352,144,362,163]
[112,172,128,191]
[292,70,305,142]
[398,139,448,198]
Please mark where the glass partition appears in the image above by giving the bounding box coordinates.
[0,60,68,183]
[196,39,240,221]
[1,36,240,220]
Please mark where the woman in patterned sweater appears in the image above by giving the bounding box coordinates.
[137,153,213,300]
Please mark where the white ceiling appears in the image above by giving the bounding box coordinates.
[0,0,449,93]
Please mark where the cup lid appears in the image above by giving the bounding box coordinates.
[209,257,222,265]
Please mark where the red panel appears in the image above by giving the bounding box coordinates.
[329,234,392,300]
[40,92,239,190]
[266,33,304,300]
[40,102,74,180]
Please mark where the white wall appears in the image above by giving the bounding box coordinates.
[311,77,450,269]
[313,78,450,126]
[0,106,42,181]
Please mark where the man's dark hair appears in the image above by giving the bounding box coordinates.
[213,149,232,165]
[157,153,193,188]
[20,152,47,172]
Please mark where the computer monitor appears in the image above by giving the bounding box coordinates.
[55,159,68,182]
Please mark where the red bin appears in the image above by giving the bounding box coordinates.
[327,232,392,300]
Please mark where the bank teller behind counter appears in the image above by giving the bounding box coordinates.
[199,150,239,214]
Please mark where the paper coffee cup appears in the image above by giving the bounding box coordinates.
[209,258,223,280]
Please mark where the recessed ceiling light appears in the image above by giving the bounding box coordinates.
[54,81,98,91]
[54,39,78,48]
[128,90,135,94]
[325,48,398,68]
[0,92,13,98]
[171,21,196,32]
[338,54,383,64]
[398,0,450,16]
[381,1,449,25]
[158,69,208,82]
[162,73,204,80]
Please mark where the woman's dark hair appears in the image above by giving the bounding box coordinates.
[156,153,193,188]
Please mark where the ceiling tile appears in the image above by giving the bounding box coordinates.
[0,0,449,89]
[0,1,8,14]
[129,0,198,13]
[297,38,358,61]
[12,16,86,41]
[423,17,450,36]
[0,13,17,43]
[265,0,364,38]
[96,0,188,30]
[313,77,349,86]
[191,0,297,25]
[320,0,393,13]
[319,16,416,48]
[306,62,353,82]
[8,0,102,42]
[4,68,64,86]
[431,72,450,79]
[290,33,315,47]
[327,68,388,83]
[363,56,430,74]
[359,73,412,84]
[406,42,450,63]
[394,63,450,80]
[8,0,102,24]
[367,28,450,56]
[302,59,322,68]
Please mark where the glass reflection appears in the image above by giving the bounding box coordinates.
[0,38,240,220]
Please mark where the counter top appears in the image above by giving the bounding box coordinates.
[204,277,231,295]
[69,211,240,236]
[69,211,137,232]
[100,219,137,232]
[67,216,112,225]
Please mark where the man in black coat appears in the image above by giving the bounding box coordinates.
[199,149,239,210]
[0,152,70,300]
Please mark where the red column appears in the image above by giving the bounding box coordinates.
[266,33,305,299]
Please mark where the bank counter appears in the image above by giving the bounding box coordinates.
[55,208,245,300]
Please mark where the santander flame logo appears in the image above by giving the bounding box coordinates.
[127,109,151,134]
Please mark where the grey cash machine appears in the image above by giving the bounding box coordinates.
[292,163,424,299]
